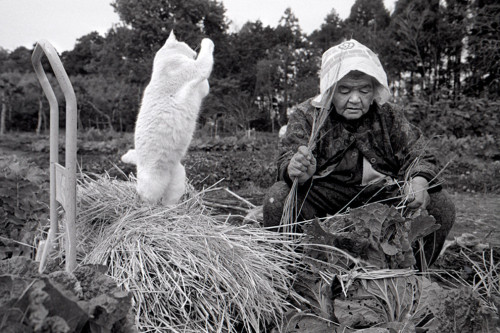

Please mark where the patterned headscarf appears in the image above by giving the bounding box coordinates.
[311,39,391,108]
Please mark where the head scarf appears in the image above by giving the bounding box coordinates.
[311,39,391,108]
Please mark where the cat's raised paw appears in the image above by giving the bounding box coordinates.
[201,38,214,53]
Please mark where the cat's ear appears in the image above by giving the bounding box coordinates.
[167,30,177,42]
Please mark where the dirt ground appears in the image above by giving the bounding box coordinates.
[449,191,500,247]
[1,132,499,248]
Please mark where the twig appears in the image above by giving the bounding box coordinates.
[204,201,250,213]
[0,235,35,249]
[224,187,256,208]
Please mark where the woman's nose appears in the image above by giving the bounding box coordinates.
[349,92,361,103]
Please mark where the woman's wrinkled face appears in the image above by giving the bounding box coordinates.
[332,72,375,120]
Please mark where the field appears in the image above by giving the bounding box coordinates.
[1,130,499,331]
[1,130,498,243]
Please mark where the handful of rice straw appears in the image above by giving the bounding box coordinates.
[66,174,301,332]
[279,53,343,235]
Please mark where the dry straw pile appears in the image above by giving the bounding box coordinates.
[72,173,301,332]
[47,173,499,332]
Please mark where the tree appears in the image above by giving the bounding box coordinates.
[0,87,5,135]
[386,0,479,99]
[309,9,345,52]
[229,20,279,94]
[109,0,231,131]
[343,0,391,50]
[347,0,390,29]
[388,0,442,96]
[72,74,141,131]
[62,32,105,76]
[111,0,228,51]
[255,58,281,132]
[276,7,303,45]
[0,48,9,73]
[219,91,259,132]
[5,47,33,73]
[273,8,306,126]
[465,0,500,97]
[289,48,321,103]
[17,75,47,135]
[0,73,24,134]
[83,26,152,85]
[438,0,468,96]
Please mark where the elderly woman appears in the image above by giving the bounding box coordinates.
[263,40,455,268]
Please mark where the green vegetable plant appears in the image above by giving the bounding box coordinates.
[0,155,49,259]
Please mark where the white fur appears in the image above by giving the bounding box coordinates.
[121,31,214,204]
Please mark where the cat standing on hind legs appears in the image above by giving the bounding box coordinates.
[121,31,214,204]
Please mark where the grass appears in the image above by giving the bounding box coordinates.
[463,248,499,303]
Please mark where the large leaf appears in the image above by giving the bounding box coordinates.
[407,211,440,243]
[421,286,487,333]
[333,275,435,329]
[334,283,386,327]
[88,291,133,333]
[0,258,135,333]
[309,203,418,269]
[284,312,333,333]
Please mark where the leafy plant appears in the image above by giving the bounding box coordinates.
[303,203,439,269]
[290,203,499,331]
[0,256,136,333]
[332,272,490,332]
[404,97,499,138]
[0,155,49,259]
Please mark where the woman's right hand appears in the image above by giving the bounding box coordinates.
[287,146,316,184]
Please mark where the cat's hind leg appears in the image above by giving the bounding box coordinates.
[136,166,170,203]
[121,149,137,164]
[162,162,186,205]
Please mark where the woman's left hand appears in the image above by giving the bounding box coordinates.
[404,176,430,211]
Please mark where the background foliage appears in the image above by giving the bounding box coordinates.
[0,0,498,134]
[0,0,498,193]
[1,2,498,329]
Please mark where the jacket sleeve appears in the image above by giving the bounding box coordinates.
[277,101,315,184]
[388,104,442,191]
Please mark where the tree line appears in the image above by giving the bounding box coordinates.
[0,0,498,135]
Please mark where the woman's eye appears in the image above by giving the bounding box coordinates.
[360,85,373,94]
[338,87,350,94]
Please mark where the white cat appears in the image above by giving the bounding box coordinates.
[121,31,214,204]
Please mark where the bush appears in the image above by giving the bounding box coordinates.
[430,135,500,193]
[404,96,499,138]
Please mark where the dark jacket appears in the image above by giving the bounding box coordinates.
[278,98,442,190]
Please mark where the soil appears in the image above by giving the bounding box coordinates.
[1,131,499,248]
[1,132,498,332]
[449,192,500,247]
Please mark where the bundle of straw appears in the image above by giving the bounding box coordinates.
[67,174,302,332]
[279,52,345,236]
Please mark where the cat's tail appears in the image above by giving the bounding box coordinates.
[121,149,137,165]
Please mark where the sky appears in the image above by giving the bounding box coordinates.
[0,0,396,52]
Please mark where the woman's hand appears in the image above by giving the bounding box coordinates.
[287,146,316,184]
[403,176,430,211]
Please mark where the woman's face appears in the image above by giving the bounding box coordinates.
[332,72,375,120]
